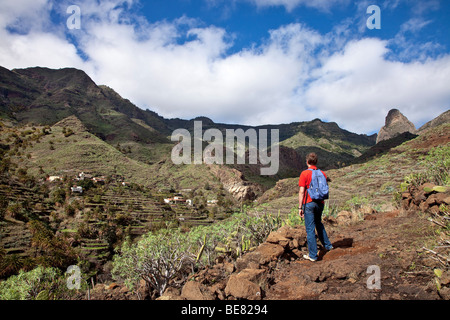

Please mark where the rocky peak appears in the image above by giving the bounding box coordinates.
[376,109,416,144]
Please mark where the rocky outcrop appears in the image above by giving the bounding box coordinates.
[208,165,264,202]
[401,183,450,215]
[376,109,416,144]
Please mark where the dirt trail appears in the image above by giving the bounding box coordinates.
[265,210,440,300]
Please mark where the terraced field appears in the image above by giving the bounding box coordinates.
[0,183,54,257]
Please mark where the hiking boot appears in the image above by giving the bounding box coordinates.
[303,254,317,262]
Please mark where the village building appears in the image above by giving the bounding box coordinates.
[71,186,83,194]
[207,199,218,206]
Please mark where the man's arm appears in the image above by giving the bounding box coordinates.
[298,186,305,218]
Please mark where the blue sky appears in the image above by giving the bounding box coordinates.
[140,0,450,57]
[1,0,450,134]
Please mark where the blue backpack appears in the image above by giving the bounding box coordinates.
[307,169,329,201]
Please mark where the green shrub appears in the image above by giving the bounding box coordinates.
[0,266,60,300]
[6,202,27,221]
[28,220,78,268]
[64,204,75,217]
[112,211,287,298]
[51,188,67,205]
[0,265,87,300]
[404,144,450,187]
[112,228,194,298]
[425,144,450,185]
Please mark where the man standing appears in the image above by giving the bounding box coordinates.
[298,153,333,262]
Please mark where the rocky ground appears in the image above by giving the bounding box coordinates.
[265,210,442,300]
[79,179,450,301]
[90,203,448,300]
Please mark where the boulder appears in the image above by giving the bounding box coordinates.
[444,196,450,206]
[412,190,427,205]
[181,281,215,300]
[225,274,262,300]
[270,225,307,248]
[425,193,448,208]
[254,243,285,265]
[237,268,268,286]
[266,231,290,248]
[235,242,284,272]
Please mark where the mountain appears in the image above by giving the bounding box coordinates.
[0,66,174,165]
[376,109,416,144]
[0,66,377,194]
[253,119,450,218]
[1,66,449,301]
[418,109,450,134]
[353,108,449,164]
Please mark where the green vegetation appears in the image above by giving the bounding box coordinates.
[1,66,449,301]
[0,265,86,300]
[403,144,450,188]
[112,210,296,298]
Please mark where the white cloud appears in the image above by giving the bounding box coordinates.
[73,15,324,126]
[304,38,450,133]
[0,0,50,30]
[243,0,350,12]
[0,0,449,134]
[0,29,87,70]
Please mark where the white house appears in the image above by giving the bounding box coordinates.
[71,186,83,194]
[207,199,218,206]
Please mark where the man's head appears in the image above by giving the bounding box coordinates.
[306,152,318,166]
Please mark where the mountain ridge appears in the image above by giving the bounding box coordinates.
[1,66,449,302]
[1,65,448,195]
[0,66,378,186]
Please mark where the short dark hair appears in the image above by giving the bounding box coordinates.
[306,152,318,165]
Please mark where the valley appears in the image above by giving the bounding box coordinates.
[0,66,449,301]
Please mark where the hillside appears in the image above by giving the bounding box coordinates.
[253,122,450,217]
[1,65,449,302]
[0,66,377,192]
[101,122,449,302]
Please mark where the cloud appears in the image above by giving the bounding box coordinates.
[0,0,50,30]
[242,0,350,12]
[81,21,323,126]
[0,29,87,70]
[304,38,450,133]
[0,0,449,135]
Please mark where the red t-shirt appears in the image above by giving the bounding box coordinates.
[298,166,327,204]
